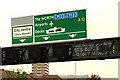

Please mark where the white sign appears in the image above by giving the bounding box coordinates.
[13,26,32,37]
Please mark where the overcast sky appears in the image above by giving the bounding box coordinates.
[0,0,120,78]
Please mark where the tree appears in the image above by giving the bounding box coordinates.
[90,74,101,80]
[6,69,27,80]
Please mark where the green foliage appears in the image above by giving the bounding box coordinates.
[6,69,27,80]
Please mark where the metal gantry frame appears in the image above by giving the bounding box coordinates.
[72,37,120,60]
[1,37,120,65]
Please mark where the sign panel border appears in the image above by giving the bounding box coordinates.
[12,24,33,45]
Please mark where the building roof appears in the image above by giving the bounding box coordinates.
[1,69,62,80]
[59,75,89,79]
[27,74,62,80]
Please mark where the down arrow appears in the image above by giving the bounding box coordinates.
[69,34,77,38]
[43,37,50,40]
[19,39,26,42]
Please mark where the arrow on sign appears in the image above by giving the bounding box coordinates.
[43,37,50,40]
[69,34,77,38]
[19,39,26,42]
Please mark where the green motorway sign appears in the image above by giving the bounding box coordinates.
[34,9,87,43]
[12,25,33,44]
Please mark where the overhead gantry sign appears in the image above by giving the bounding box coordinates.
[1,37,120,65]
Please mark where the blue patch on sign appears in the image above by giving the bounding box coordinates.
[54,12,78,20]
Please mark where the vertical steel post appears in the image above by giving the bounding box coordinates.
[75,61,76,80]
[0,46,2,80]
[118,1,120,80]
